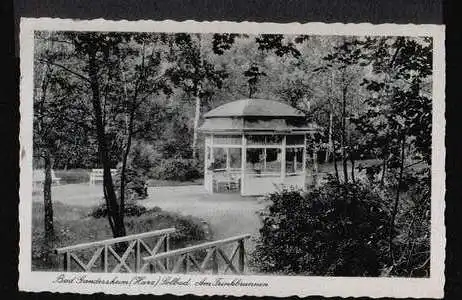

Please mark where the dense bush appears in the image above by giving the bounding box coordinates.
[129,141,162,176]
[387,171,431,277]
[150,157,201,181]
[113,166,149,200]
[31,229,59,270]
[125,210,209,245]
[88,201,162,218]
[251,178,390,276]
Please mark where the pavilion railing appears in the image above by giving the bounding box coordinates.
[54,228,175,273]
[141,234,251,274]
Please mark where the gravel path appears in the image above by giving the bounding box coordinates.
[142,186,265,251]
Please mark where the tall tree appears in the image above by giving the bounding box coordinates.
[40,32,172,238]
[167,33,228,161]
[34,32,91,241]
[70,33,128,237]
[322,38,366,183]
[352,36,432,265]
[116,33,172,214]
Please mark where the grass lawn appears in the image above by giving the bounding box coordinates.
[33,183,104,207]
[32,201,208,271]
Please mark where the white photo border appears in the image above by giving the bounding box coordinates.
[18,18,446,298]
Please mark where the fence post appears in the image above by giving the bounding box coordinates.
[183,253,189,274]
[103,246,108,272]
[238,239,245,274]
[135,239,141,272]
[100,247,104,271]
[62,253,68,271]
[212,248,218,274]
[164,234,170,271]
[64,252,70,271]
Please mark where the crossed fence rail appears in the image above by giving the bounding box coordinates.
[54,228,175,273]
[142,234,251,274]
[54,228,251,275]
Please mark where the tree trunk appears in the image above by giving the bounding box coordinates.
[120,89,137,217]
[312,146,319,186]
[389,133,406,262]
[87,49,126,238]
[43,151,54,241]
[119,53,139,221]
[192,34,203,161]
[341,84,348,183]
[120,112,134,217]
[192,94,201,160]
[332,139,340,182]
[249,83,255,98]
[380,157,387,186]
[325,110,333,163]
[348,117,355,182]
[350,156,355,183]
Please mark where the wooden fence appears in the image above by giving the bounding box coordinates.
[142,234,251,275]
[54,228,175,273]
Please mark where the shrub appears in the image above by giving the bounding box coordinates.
[150,157,201,181]
[125,210,209,245]
[88,202,207,244]
[31,230,59,270]
[112,150,150,201]
[388,172,431,277]
[251,179,390,276]
[114,166,149,200]
[89,201,153,218]
[130,141,162,176]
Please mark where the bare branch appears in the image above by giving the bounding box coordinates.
[403,160,426,170]
[37,58,91,83]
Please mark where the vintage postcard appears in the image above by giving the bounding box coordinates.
[18,18,445,298]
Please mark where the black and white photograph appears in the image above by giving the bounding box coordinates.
[18,19,445,298]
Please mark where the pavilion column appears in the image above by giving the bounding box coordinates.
[210,136,214,162]
[226,148,230,171]
[241,134,246,195]
[263,148,267,170]
[210,135,215,193]
[281,136,286,181]
[204,144,209,191]
[293,151,297,172]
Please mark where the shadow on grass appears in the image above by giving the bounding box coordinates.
[32,201,211,271]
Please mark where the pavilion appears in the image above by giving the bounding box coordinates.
[199,98,320,196]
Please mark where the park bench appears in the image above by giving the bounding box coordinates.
[89,168,117,185]
[33,169,61,188]
[212,169,241,193]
